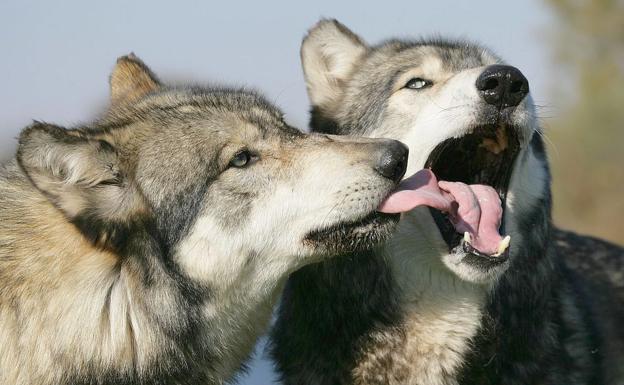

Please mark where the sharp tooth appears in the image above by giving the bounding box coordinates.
[493,235,511,256]
[464,232,472,244]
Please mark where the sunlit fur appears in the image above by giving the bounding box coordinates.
[0,54,401,385]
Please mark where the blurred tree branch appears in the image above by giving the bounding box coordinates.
[545,0,624,243]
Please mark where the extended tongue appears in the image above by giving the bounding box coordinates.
[378,170,511,257]
[377,169,455,214]
[438,182,508,256]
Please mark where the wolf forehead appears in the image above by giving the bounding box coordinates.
[346,39,502,101]
[97,86,297,138]
[370,39,499,70]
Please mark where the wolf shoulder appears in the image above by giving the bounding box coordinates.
[555,228,624,381]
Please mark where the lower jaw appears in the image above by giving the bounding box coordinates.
[429,207,511,263]
[304,212,400,255]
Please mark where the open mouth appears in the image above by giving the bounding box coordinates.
[304,211,400,254]
[425,123,520,256]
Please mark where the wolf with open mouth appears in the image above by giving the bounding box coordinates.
[271,20,624,384]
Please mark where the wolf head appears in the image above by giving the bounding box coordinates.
[16,54,406,289]
[300,20,550,284]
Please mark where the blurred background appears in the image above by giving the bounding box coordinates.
[1,0,622,383]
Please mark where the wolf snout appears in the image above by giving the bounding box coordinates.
[476,65,529,109]
[373,139,408,183]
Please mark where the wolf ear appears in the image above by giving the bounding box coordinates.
[301,19,367,111]
[110,53,161,106]
[17,122,121,217]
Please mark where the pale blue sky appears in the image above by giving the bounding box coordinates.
[0,1,556,383]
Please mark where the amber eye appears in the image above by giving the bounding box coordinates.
[229,150,257,168]
[404,77,432,90]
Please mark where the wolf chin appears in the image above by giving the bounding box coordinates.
[0,54,408,385]
[271,20,624,385]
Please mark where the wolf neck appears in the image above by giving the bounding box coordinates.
[1,175,268,384]
[92,228,285,383]
[349,209,489,385]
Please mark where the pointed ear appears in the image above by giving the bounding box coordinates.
[17,122,121,217]
[110,53,161,106]
[301,19,367,110]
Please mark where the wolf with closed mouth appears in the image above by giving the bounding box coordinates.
[271,20,624,385]
[0,54,409,385]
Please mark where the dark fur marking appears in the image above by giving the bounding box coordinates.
[270,248,403,385]
[310,106,340,135]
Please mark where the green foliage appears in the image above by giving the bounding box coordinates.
[545,0,624,244]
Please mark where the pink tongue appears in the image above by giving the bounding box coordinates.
[378,169,506,256]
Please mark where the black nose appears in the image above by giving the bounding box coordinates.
[374,140,408,184]
[476,65,529,108]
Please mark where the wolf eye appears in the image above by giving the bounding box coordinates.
[229,150,256,168]
[405,78,432,90]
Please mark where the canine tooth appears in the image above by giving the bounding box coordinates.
[464,232,472,244]
[493,235,511,256]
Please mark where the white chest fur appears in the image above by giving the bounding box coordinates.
[354,208,487,385]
